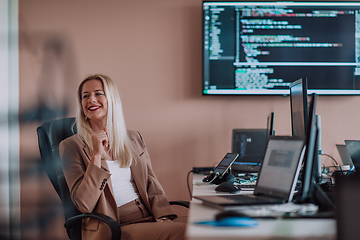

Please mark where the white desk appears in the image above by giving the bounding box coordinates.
[185,174,336,240]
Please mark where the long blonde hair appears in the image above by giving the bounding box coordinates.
[76,74,134,167]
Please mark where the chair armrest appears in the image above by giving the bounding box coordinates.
[64,213,121,240]
[169,200,190,208]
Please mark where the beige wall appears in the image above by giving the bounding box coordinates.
[18,0,360,239]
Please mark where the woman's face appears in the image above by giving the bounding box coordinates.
[81,79,108,129]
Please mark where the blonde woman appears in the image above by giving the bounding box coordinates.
[59,74,186,240]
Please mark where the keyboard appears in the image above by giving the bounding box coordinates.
[238,184,256,190]
[236,175,257,190]
[219,194,285,205]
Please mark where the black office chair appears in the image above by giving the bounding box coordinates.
[37,118,189,240]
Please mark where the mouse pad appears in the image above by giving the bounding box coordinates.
[195,217,258,227]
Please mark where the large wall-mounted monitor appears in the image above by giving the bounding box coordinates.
[203,1,360,95]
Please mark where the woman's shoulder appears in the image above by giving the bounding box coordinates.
[127,130,140,140]
[127,130,145,147]
[60,134,84,148]
[58,134,85,158]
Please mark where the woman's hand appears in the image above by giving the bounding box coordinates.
[156,216,173,223]
[90,127,108,167]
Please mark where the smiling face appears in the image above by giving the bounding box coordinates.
[81,79,108,130]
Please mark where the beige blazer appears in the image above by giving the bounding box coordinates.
[59,130,176,240]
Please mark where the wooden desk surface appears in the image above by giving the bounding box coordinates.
[185,174,336,240]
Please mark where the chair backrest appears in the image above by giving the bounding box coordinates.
[37,117,81,239]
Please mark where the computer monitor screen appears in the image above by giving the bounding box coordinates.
[231,113,274,174]
[202,2,360,95]
[290,78,309,137]
[231,129,267,173]
[296,94,335,211]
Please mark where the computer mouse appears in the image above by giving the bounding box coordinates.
[215,181,242,193]
[215,210,250,221]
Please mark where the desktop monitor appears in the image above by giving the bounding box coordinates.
[289,78,322,183]
[231,112,275,174]
[289,78,309,137]
[231,129,267,173]
[202,1,360,95]
[267,112,275,136]
[298,93,318,203]
[295,94,334,211]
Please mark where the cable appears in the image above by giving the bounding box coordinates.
[326,165,340,169]
[321,153,340,166]
[322,153,343,173]
[186,170,194,199]
[207,172,219,184]
[347,165,355,176]
[187,170,220,199]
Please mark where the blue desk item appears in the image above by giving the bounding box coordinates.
[195,217,258,227]
[347,165,355,176]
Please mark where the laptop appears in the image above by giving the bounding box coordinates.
[195,136,305,210]
[344,140,360,171]
[336,144,354,167]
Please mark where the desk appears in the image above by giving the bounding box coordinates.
[185,174,336,240]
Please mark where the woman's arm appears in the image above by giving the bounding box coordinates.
[59,138,111,213]
[132,131,177,220]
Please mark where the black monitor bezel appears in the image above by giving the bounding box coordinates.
[298,93,318,203]
[290,78,309,137]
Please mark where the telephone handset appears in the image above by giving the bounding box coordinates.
[202,153,239,184]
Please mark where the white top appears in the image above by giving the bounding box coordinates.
[106,160,140,207]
